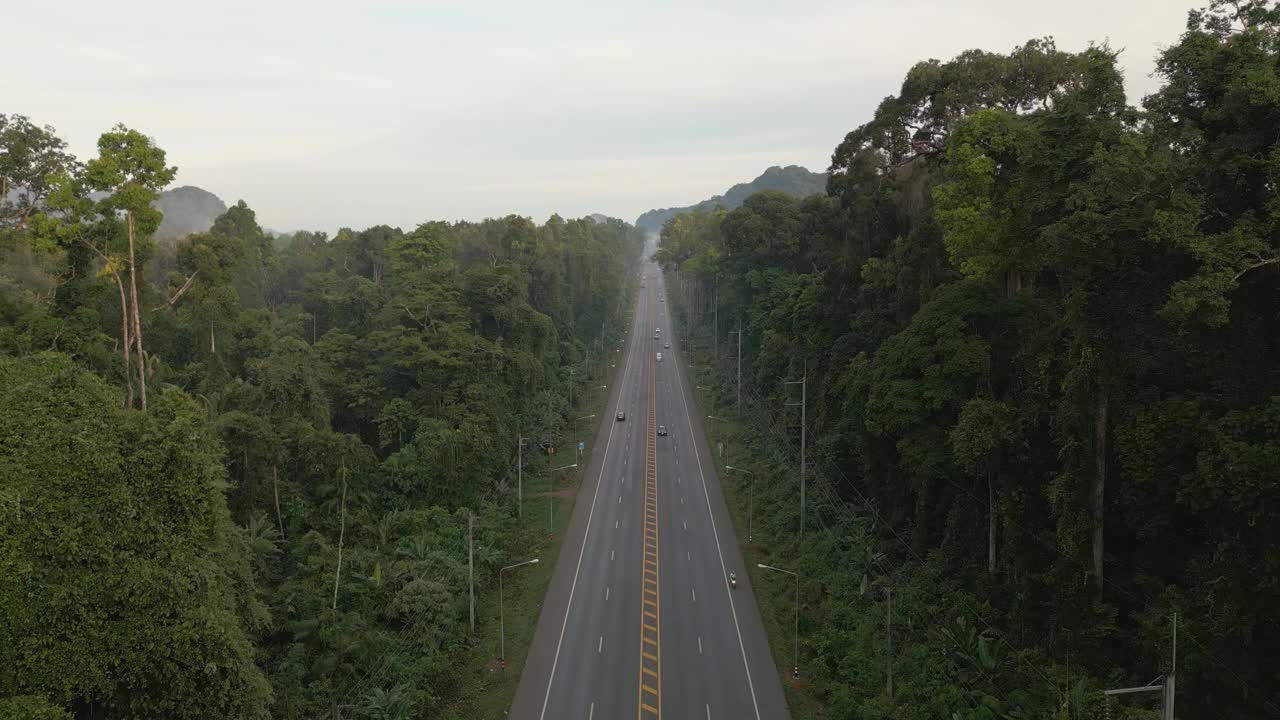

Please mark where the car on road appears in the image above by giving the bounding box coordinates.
[616,411,625,421]
[664,342,670,348]
[656,352,663,362]
[657,425,668,436]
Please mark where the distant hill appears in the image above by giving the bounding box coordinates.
[635,165,827,233]
[154,186,227,241]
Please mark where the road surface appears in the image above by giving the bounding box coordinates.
[509,263,791,720]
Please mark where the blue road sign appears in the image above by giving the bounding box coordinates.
[578,441,585,451]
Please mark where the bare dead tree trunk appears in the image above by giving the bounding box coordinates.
[332,466,349,612]
[210,320,216,354]
[153,271,198,311]
[79,236,134,408]
[273,464,286,540]
[114,271,134,408]
[1006,268,1023,298]
[126,211,147,412]
[1092,385,1108,592]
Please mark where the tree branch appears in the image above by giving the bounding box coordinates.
[152,270,199,311]
[401,302,427,327]
[1233,256,1280,282]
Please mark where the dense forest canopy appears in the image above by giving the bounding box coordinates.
[1,113,642,718]
[660,1,1279,718]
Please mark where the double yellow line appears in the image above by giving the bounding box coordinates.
[637,281,662,719]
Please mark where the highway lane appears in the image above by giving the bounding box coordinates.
[652,271,791,720]
[510,263,790,720]
[510,268,652,720]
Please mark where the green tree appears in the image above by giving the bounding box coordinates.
[83,125,177,411]
[0,353,270,719]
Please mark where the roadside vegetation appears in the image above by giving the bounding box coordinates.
[661,3,1280,718]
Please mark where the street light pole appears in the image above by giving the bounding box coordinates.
[759,563,800,679]
[499,557,540,668]
[547,463,578,537]
[726,465,755,542]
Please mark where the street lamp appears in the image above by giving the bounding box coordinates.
[499,557,540,668]
[758,563,800,680]
[548,463,578,537]
[707,415,722,438]
[573,415,595,462]
[725,465,755,542]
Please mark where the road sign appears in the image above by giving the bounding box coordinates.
[578,441,585,451]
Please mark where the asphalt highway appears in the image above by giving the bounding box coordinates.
[509,263,791,720]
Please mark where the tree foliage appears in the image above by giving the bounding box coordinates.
[1,118,642,717]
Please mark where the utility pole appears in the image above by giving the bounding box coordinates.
[518,436,527,519]
[785,370,808,538]
[713,281,718,363]
[729,327,742,416]
[886,586,894,700]
[726,465,754,542]
[468,511,475,634]
[1166,612,1177,720]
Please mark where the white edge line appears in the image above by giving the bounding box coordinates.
[537,287,643,720]
[670,294,764,720]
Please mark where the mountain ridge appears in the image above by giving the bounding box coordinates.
[634,164,827,233]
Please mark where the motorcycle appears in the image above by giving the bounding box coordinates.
[729,572,737,589]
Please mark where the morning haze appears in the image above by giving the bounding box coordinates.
[7,0,1187,231]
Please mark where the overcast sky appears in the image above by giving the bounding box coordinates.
[7,0,1192,232]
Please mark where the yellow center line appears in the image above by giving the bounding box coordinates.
[637,278,662,720]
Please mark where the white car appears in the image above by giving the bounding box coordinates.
[656,352,663,362]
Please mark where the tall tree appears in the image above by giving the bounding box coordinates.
[84,125,177,411]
